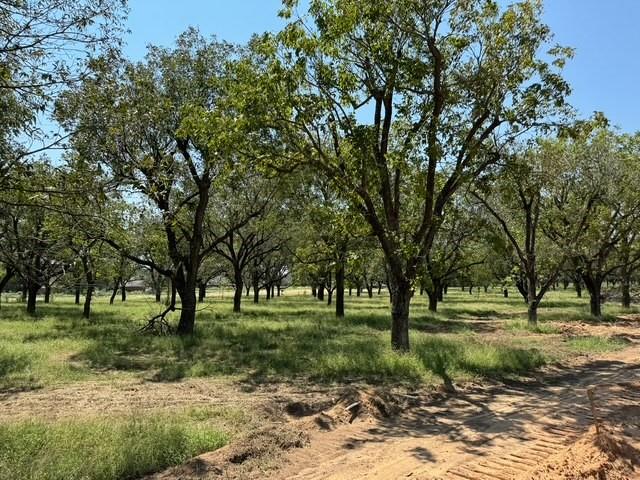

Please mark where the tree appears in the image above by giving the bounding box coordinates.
[245,0,572,350]
[422,200,486,312]
[544,129,640,318]
[473,146,568,326]
[0,161,67,315]
[1,0,127,185]
[57,30,253,333]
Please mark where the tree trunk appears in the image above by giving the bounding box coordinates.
[356,285,361,297]
[366,283,373,298]
[0,268,14,296]
[390,279,412,352]
[527,301,538,326]
[82,256,95,320]
[84,284,94,319]
[427,279,440,312]
[198,281,206,303]
[621,268,632,309]
[176,273,197,335]
[44,285,51,303]
[317,284,325,301]
[266,284,271,300]
[377,282,382,295]
[583,275,603,318]
[21,284,27,302]
[336,261,345,318]
[574,277,582,298]
[526,270,538,327]
[348,287,352,296]
[75,286,81,305]
[120,284,126,302]
[26,282,39,315]
[271,284,275,298]
[155,285,162,303]
[277,284,281,297]
[437,285,444,302]
[311,285,317,297]
[327,288,332,306]
[109,279,119,305]
[427,290,438,312]
[233,269,243,313]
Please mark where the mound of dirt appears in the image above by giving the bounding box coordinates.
[522,426,640,480]
[146,425,308,479]
[291,387,411,432]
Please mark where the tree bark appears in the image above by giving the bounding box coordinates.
[176,273,197,335]
[84,284,94,319]
[574,276,582,298]
[26,282,39,315]
[317,284,325,301]
[44,285,51,303]
[120,284,126,302]
[0,268,14,296]
[526,269,538,327]
[336,261,345,318]
[583,274,603,318]
[621,268,632,309]
[233,269,243,313]
[82,256,95,320]
[427,290,438,312]
[155,286,162,303]
[109,279,119,305]
[198,281,206,303]
[427,279,440,312]
[390,278,412,352]
[75,286,81,305]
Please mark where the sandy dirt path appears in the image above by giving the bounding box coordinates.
[271,344,640,480]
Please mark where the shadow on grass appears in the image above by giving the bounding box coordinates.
[1,296,551,388]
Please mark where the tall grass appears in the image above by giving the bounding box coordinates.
[0,410,229,480]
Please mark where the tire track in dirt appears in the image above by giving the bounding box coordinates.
[272,345,640,480]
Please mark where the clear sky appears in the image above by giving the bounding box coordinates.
[123,0,640,132]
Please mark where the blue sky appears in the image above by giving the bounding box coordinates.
[123,0,639,132]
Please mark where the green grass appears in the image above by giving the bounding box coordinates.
[503,319,561,334]
[1,287,630,389]
[0,408,230,480]
[566,335,629,354]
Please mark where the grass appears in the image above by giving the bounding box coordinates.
[0,408,230,480]
[566,335,630,354]
[503,319,561,334]
[0,287,632,389]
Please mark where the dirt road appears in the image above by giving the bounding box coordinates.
[272,344,640,480]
